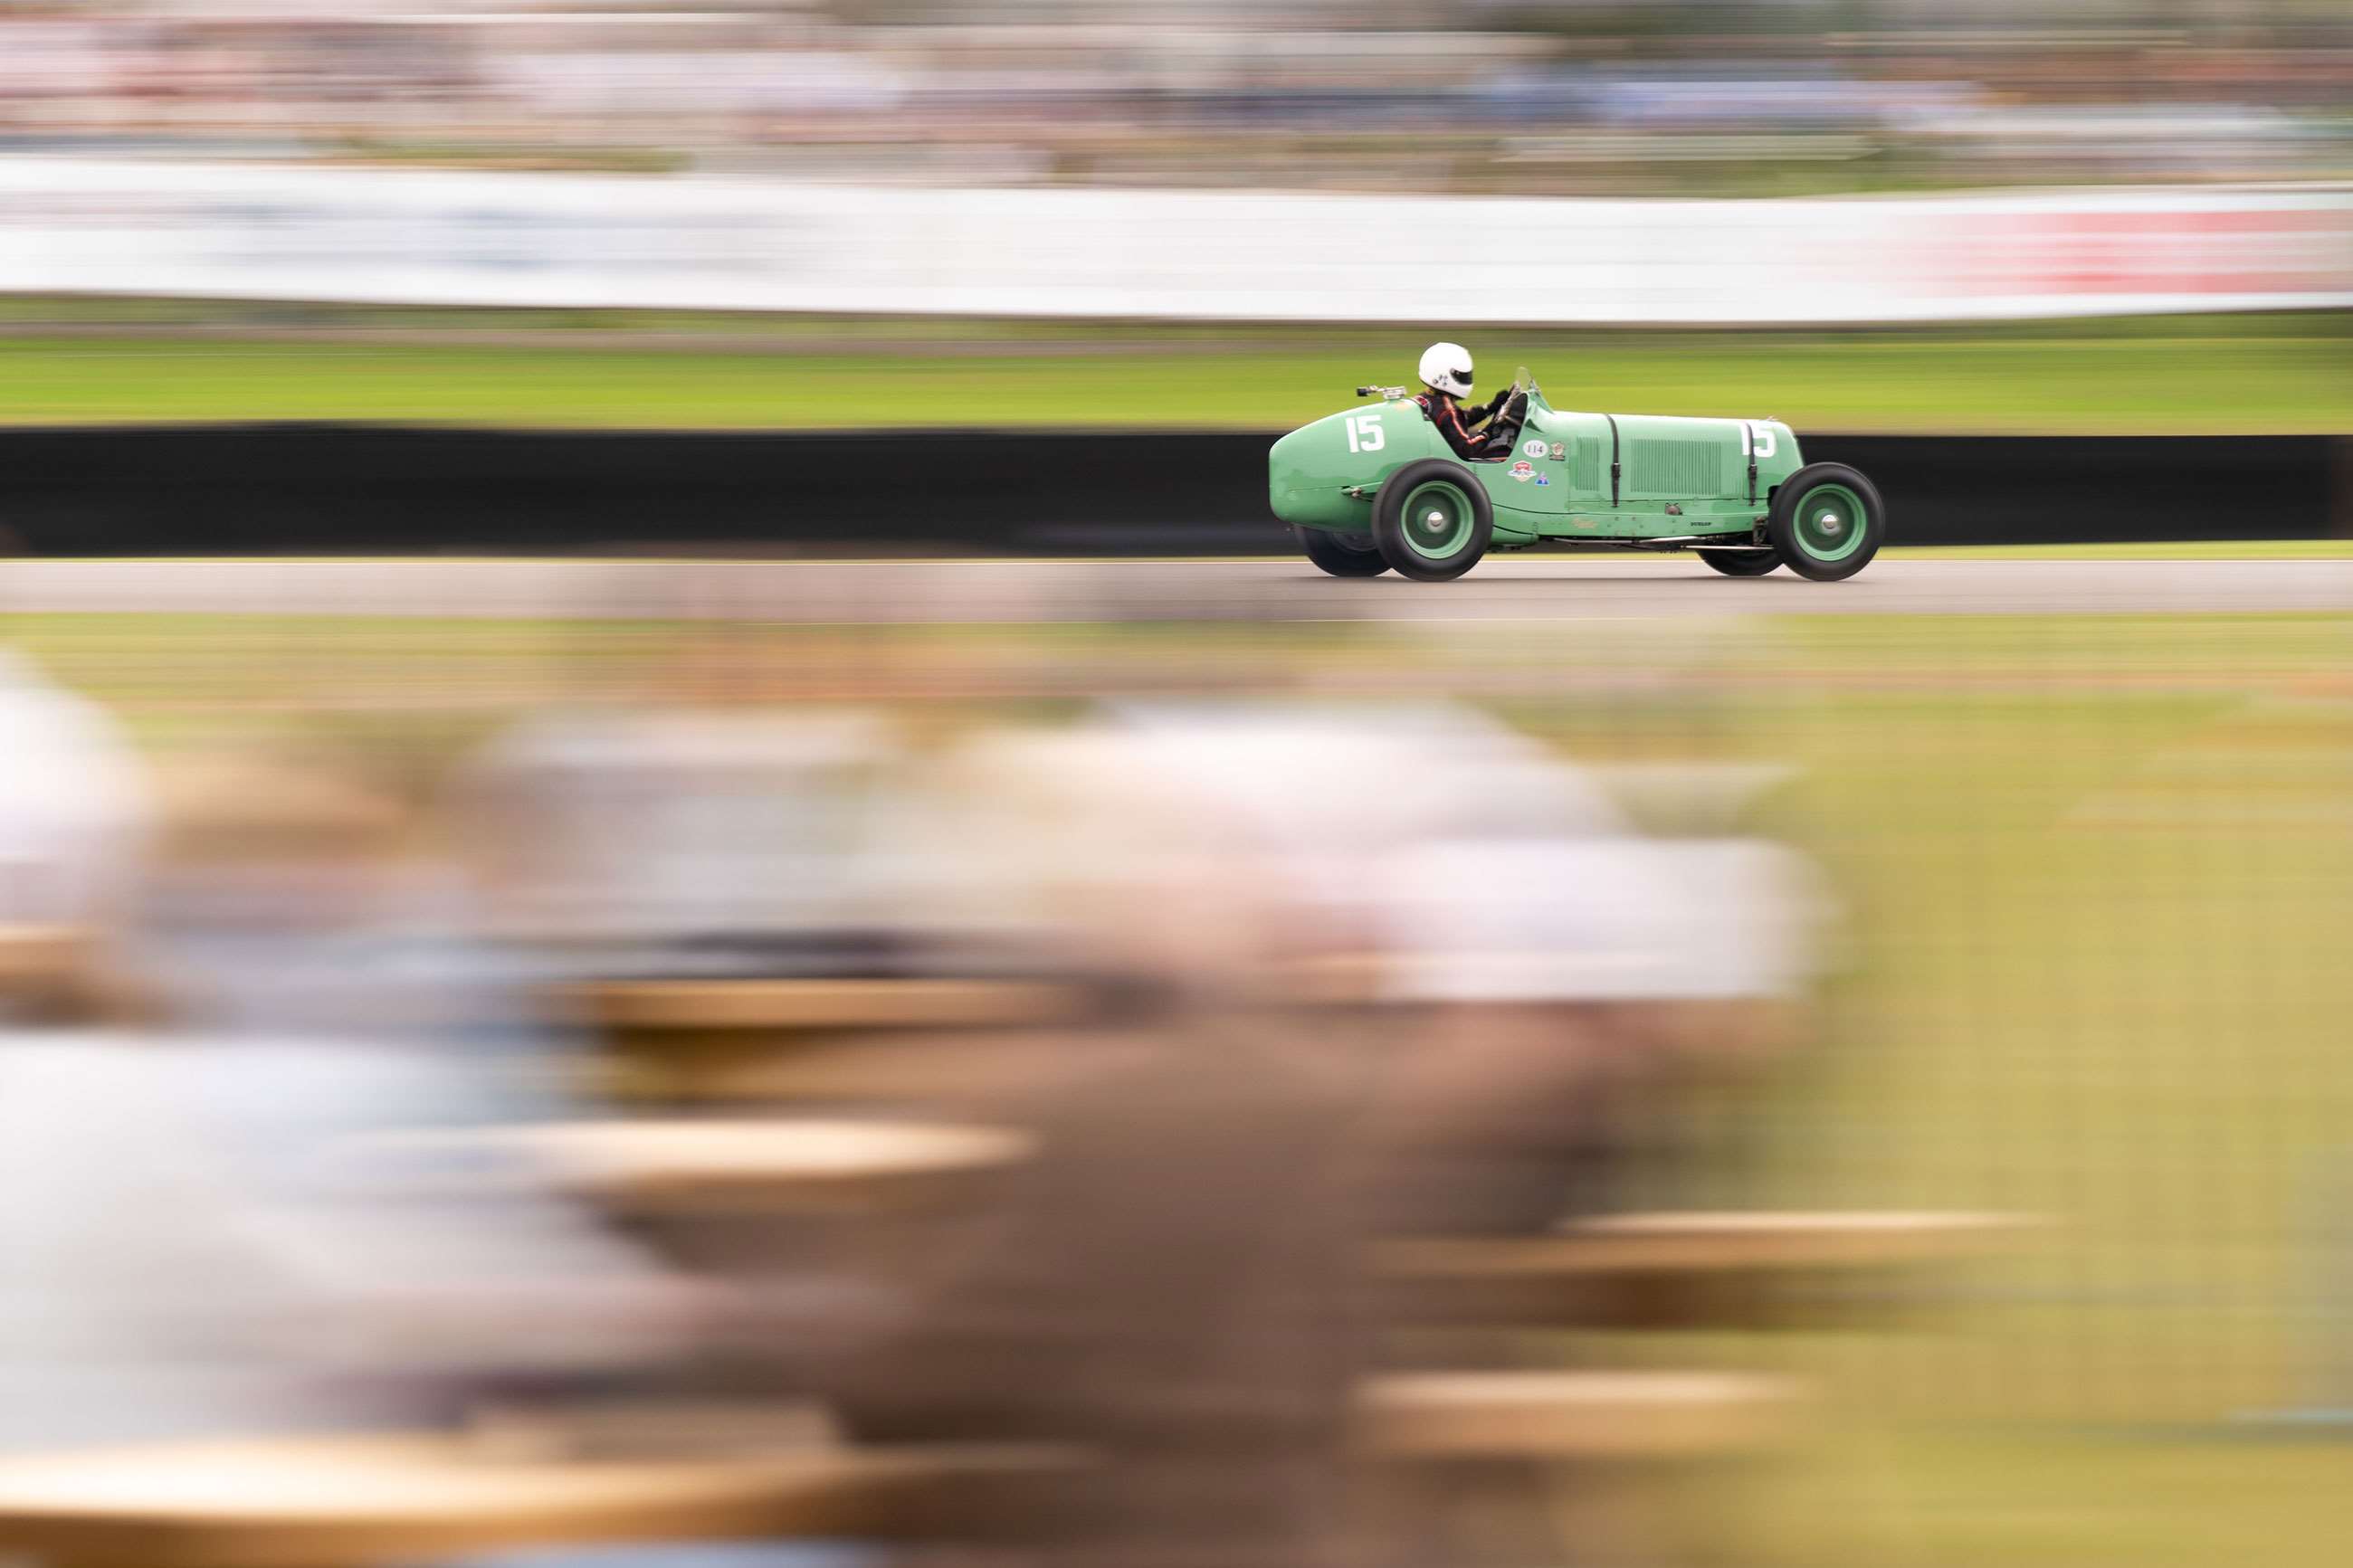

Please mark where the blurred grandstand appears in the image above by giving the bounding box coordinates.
[1,0,2348,194]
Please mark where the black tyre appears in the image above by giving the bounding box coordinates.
[1297,526,1391,578]
[1697,547,1782,577]
[1371,459,1492,583]
[1767,462,1885,582]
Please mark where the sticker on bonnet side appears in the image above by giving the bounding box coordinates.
[1509,461,1536,482]
[1523,438,1548,458]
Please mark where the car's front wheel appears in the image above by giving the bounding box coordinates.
[1768,462,1885,582]
[1296,526,1391,577]
[1372,459,1492,582]
[1697,546,1782,577]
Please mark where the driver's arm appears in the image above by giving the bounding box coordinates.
[1428,396,1490,458]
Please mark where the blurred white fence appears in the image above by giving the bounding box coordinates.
[1,159,2347,322]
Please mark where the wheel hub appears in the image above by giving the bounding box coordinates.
[1398,479,1475,561]
[1790,481,1869,563]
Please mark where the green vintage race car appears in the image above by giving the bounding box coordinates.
[1268,369,1884,583]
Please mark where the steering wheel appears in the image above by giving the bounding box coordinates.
[1492,382,1529,431]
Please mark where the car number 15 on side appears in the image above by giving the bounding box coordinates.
[1342,413,1386,453]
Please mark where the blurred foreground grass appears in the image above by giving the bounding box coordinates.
[0,311,2347,432]
[6,604,2351,1565]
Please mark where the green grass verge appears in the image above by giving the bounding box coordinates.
[1,312,2347,432]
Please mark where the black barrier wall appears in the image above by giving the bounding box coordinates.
[0,426,2339,556]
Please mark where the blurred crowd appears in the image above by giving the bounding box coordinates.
[0,0,2348,194]
[0,627,1830,1563]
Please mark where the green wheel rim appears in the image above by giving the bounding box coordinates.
[1400,480,1475,560]
[1791,482,1869,563]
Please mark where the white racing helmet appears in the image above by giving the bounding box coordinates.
[1417,342,1474,399]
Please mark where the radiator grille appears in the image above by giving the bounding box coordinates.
[1628,439,1723,497]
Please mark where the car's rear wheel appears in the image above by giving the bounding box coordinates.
[1768,462,1884,582]
[1372,459,1492,583]
[1296,526,1391,577]
[1697,546,1782,577]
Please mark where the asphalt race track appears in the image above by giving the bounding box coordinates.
[2,556,2347,622]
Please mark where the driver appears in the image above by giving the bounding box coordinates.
[1413,342,1514,462]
